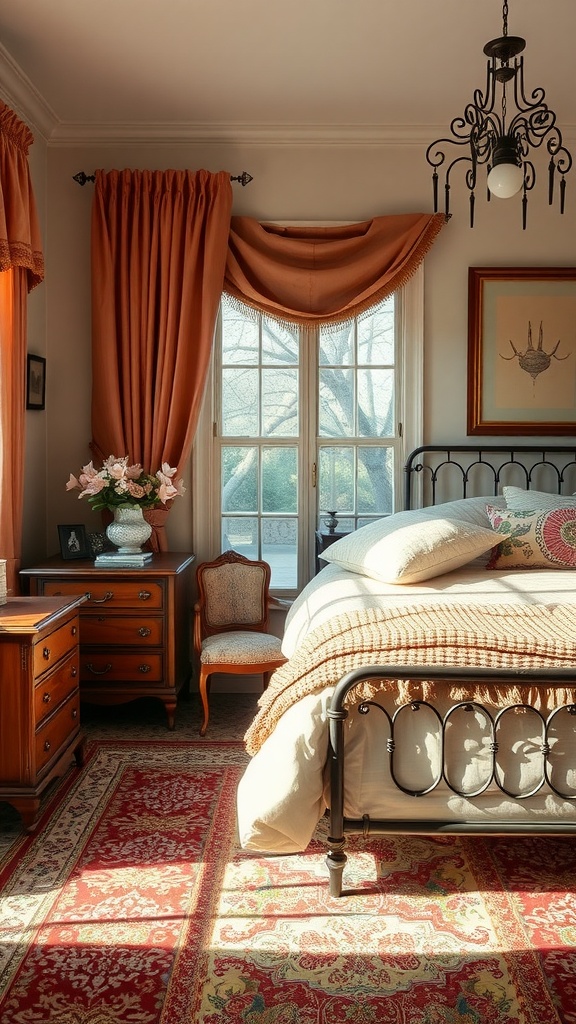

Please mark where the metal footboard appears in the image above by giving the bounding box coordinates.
[326,664,576,897]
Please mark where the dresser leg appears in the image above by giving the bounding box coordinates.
[10,798,42,833]
[165,700,177,730]
[74,733,87,768]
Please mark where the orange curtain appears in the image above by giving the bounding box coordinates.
[0,102,44,595]
[224,212,446,325]
[90,168,233,549]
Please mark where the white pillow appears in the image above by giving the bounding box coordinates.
[321,516,499,584]
[503,485,576,511]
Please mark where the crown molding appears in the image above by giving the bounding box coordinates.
[48,121,444,148]
[1,41,575,151]
[0,43,57,141]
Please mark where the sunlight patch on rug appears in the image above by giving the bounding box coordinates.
[0,740,574,1023]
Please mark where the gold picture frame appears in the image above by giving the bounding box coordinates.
[467,266,576,436]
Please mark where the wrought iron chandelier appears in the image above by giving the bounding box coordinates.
[426,0,572,229]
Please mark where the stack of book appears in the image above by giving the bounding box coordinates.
[94,551,153,569]
[0,558,6,604]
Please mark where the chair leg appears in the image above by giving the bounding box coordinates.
[199,666,211,737]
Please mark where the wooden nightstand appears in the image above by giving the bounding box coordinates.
[0,595,85,830]
[21,553,195,730]
[315,530,350,573]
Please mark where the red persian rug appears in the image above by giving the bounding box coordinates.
[1,740,575,1023]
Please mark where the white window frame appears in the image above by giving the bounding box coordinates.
[193,264,423,590]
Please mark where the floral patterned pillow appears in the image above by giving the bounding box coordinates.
[485,505,576,569]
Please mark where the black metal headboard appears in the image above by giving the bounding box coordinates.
[404,444,576,510]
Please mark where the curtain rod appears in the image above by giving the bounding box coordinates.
[72,170,253,187]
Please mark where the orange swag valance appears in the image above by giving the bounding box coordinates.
[224,212,446,326]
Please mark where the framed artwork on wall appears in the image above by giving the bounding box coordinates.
[467,266,576,435]
[26,354,46,410]
[58,524,89,560]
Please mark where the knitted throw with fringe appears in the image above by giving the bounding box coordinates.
[244,602,576,755]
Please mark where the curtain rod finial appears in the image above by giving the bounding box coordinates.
[230,171,253,187]
[73,171,95,186]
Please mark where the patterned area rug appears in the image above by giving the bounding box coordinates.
[0,740,574,1023]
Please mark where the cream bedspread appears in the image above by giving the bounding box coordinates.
[245,600,576,756]
[237,564,576,854]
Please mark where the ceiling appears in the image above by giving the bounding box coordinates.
[0,0,574,143]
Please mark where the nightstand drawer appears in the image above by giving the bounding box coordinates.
[80,615,163,646]
[35,691,81,773]
[80,652,163,683]
[33,617,79,677]
[41,580,164,610]
[34,650,79,727]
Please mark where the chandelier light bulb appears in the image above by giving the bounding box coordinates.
[487,161,524,198]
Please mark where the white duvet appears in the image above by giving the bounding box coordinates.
[237,562,576,854]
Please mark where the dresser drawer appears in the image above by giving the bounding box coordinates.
[80,614,163,647]
[34,650,79,728]
[33,617,79,677]
[80,652,163,683]
[41,580,164,610]
[35,691,81,773]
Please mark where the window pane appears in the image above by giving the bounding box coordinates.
[262,368,299,437]
[319,446,354,514]
[319,323,354,365]
[262,319,299,364]
[357,369,394,437]
[263,518,297,589]
[222,368,259,436]
[221,516,258,558]
[358,299,395,365]
[358,446,394,514]
[319,368,354,436]
[222,447,257,512]
[262,447,298,513]
[221,296,259,365]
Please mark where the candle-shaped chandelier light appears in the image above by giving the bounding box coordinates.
[426,0,572,229]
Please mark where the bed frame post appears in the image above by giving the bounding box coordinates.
[326,700,348,897]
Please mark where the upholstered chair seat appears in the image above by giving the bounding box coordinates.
[200,631,284,665]
[193,550,287,736]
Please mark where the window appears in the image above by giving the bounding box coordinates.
[194,268,423,594]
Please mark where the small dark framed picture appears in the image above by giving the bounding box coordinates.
[58,524,89,560]
[26,354,46,410]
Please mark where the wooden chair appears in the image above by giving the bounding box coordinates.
[193,550,287,736]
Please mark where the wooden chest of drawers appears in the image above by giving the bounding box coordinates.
[22,553,195,729]
[0,596,85,830]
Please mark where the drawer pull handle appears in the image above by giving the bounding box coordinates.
[43,647,50,660]
[91,591,114,605]
[72,626,77,637]
[138,627,152,637]
[138,664,152,674]
[42,692,51,704]
[138,590,152,601]
[71,708,78,719]
[86,662,112,675]
[44,740,51,752]
[71,666,77,678]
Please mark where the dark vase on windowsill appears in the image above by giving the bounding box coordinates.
[323,511,339,535]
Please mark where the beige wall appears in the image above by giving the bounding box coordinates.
[19,137,576,564]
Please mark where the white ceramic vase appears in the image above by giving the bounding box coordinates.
[106,506,152,554]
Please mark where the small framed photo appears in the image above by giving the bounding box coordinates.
[58,524,89,560]
[26,354,46,410]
